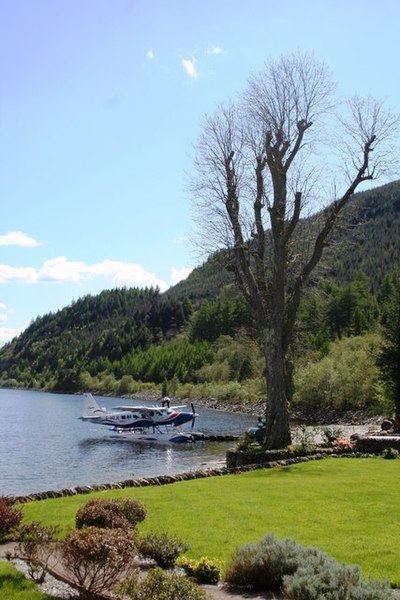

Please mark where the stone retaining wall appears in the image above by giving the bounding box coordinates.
[225,446,362,469]
[353,435,400,453]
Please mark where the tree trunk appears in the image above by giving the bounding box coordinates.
[262,330,292,449]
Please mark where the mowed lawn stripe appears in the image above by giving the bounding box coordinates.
[20,458,400,585]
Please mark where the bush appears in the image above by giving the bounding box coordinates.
[283,554,391,599]
[116,567,208,600]
[13,521,59,583]
[137,532,190,569]
[224,533,319,591]
[225,532,391,598]
[0,496,23,541]
[177,556,221,584]
[60,526,136,599]
[382,447,400,459]
[294,334,382,412]
[75,497,147,531]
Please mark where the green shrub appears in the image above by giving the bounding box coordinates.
[116,567,208,600]
[75,497,147,531]
[224,533,319,591]
[177,556,221,584]
[382,447,400,459]
[60,526,136,599]
[294,334,382,412]
[283,554,391,599]
[137,531,190,569]
[0,496,23,541]
[225,532,391,598]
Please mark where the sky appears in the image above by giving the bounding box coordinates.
[1,0,400,345]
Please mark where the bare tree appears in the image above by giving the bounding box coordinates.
[191,53,399,449]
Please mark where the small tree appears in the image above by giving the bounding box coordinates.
[60,526,136,599]
[378,271,400,431]
[13,522,59,584]
[191,52,399,448]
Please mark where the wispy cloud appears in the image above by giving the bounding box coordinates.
[173,235,191,245]
[181,57,198,79]
[179,44,222,80]
[146,49,154,60]
[0,231,43,247]
[0,257,168,291]
[205,45,223,55]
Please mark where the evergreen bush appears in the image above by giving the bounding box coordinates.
[225,532,392,598]
[116,567,208,600]
[283,555,391,599]
[224,533,320,591]
[137,531,190,569]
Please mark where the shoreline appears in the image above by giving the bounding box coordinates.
[2,385,388,427]
[113,390,387,427]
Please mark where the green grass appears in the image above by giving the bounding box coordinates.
[16,458,400,585]
[0,562,55,599]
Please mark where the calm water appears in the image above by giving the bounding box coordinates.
[0,388,255,496]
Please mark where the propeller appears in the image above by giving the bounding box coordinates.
[190,403,198,429]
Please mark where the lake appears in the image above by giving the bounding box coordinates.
[0,388,255,497]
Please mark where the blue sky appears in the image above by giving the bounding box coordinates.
[1,0,400,345]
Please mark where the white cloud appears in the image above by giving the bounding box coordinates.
[0,264,37,283]
[0,314,6,323]
[146,49,154,59]
[87,259,168,290]
[38,257,88,283]
[0,257,168,291]
[181,58,198,79]
[0,302,6,310]
[205,45,223,55]
[0,231,43,247]
[170,266,193,285]
[0,327,23,345]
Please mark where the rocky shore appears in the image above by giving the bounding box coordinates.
[112,390,387,426]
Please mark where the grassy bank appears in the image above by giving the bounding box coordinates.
[20,458,400,586]
[0,562,54,599]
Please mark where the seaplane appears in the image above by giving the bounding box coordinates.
[80,393,207,444]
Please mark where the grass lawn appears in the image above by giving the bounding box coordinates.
[0,562,55,599]
[19,457,400,586]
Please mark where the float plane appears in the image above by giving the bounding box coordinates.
[79,393,205,443]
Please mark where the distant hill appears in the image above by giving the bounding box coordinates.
[323,180,400,289]
[169,180,400,298]
[1,179,399,390]
[0,288,193,389]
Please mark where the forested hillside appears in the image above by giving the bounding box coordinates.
[171,180,400,301]
[0,288,200,391]
[0,180,399,406]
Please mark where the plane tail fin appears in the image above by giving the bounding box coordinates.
[80,393,106,420]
